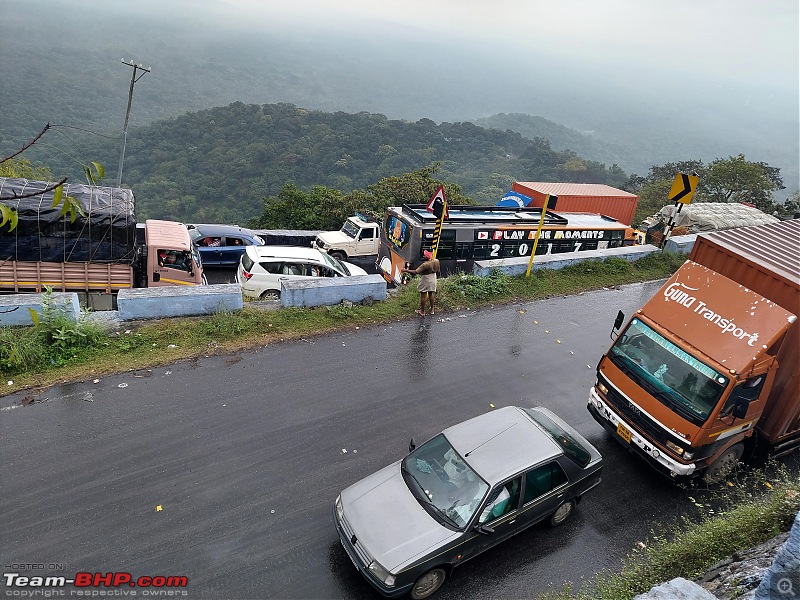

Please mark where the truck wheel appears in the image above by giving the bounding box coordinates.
[410,568,446,600]
[330,251,346,261]
[549,499,575,526]
[703,444,744,485]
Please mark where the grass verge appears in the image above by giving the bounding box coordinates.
[540,463,800,600]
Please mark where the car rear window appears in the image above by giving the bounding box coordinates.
[241,253,254,271]
[522,408,592,468]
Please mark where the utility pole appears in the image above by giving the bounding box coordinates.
[117,59,151,187]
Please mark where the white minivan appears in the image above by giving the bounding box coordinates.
[237,245,368,300]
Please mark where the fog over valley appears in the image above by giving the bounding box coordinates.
[1,0,797,198]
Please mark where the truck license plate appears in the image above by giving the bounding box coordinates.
[617,422,632,443]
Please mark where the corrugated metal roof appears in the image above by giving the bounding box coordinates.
[694,218,800,287]
[514,182,637,198]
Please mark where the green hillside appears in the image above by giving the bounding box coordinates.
[69,103,629,224]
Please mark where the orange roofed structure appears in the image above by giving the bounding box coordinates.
[512,182,638,226]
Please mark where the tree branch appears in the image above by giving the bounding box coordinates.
[0,123,51,164]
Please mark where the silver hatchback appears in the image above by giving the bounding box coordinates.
[334,406,603,599]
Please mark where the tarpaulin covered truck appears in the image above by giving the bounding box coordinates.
[587,218,799,483]
[0,178,204,309]
[639,202,781,245]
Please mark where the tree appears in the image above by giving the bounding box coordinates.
[625,155,786,219]
[700,154,784,211]
[774,189,800,220]
[249,164,476,230]
[632,179,674,226]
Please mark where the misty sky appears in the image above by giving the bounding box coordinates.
[219,0,798,88]
[2,0,798,193]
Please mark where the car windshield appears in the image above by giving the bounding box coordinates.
[341,220,360,238]
[401,434,489,529]
[609,317,729,426]
[318,250,346,274]
[188,229,203,243]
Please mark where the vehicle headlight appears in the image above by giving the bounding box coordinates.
[665,440,685,456]
[335,495,344,522]
[316,239,325,249]
[368,561,396,587]
[597,382,608,395]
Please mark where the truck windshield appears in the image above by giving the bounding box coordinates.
[609,318,729,426]
[341,220,360,238]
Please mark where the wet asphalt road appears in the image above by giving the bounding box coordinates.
[0,279,767,599]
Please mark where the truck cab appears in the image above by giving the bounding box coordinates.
[312,215,380,261]
[144,219,205,287]
[588,260,797,483]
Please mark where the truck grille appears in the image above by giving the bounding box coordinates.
[600,374,670,447]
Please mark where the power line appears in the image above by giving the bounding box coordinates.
[49,124,118,139]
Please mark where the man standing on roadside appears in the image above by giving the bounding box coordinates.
[402,249,440,316]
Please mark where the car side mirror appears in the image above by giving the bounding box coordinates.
[732,398,749,420]
[408,437,416,453]
[474,524,494,536]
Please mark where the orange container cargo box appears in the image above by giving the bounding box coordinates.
[512,182,638,226]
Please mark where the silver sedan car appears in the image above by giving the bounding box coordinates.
[334,406,604,599]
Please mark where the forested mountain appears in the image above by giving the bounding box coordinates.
[2,0,797,203]
[475,114,639,175]
[75,102,628,224]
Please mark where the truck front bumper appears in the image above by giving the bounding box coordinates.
[588,387,696,479]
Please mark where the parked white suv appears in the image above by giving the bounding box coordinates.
[237,246,368,300]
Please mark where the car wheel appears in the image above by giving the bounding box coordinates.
[330,251,346,261]
[549,499,575,527]
[702,444,743,485]
[260,290,280,301]
[410,568,446,600]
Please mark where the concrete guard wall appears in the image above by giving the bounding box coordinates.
[0,292,80,327]
[117,283,243,320]
[473,244,661,277]
[281,275,387,308]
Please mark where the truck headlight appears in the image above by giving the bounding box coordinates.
[335,495,344,522]
[368,561,396,587]
[315,239,325,249]
[665,440,685,456]
[597,382,608,395]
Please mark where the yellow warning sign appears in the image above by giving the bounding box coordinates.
[668,172,700,204]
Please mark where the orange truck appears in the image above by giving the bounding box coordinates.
[0,178,204,309]
[587,219,799,483]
